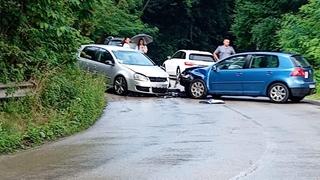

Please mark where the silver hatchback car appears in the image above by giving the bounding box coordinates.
[78,45,170,95]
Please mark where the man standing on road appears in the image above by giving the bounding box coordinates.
[213,39,236,61]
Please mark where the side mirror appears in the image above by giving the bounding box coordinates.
[167,56,172,59]
[105,60,114,66]
[212,65,217,71]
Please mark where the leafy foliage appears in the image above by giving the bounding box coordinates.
[0,0,151,83]
[278,0,320,67]
[231,0,307,51]
[0,0,84,83]
[0,67,106,153]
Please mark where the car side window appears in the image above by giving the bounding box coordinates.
[181,52,186,59]
[80,46,98,61]
[172,51,186,59]
[217,56,247,70]
[99,49,114,63]
[250,55,279,68]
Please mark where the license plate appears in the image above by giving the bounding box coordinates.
[154,84,167,88]
[305,71,309,78]
[309,84,316,89]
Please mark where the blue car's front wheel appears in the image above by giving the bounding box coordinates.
[188,79,207,99]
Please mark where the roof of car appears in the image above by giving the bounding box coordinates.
[179,50,213,55]
[235,51,299,58]
[81,44,135,51]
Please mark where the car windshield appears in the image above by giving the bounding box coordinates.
[291,55,311,68]
[189,54,214,62]
[113,50,155,66]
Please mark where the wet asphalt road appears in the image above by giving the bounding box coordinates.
[0,93,320,180]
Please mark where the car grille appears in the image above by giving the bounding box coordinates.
[152,88,168,94]
[136,86,150,92]
[149,77,167,82]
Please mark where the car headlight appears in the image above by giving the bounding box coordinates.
[134,73,149,81]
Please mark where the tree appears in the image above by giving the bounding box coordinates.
[278,0,320,67]
[142,0,234,63]
[0,0,83,83]
[231,0,307,51]
[0,0,153,82]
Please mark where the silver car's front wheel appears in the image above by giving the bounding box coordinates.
[114,76,128,96]
[268,83,289,103]
[189,79,207,99]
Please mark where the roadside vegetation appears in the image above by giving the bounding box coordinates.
[0,0,319,152]
[0,68,106,153]
[0,0,149,153]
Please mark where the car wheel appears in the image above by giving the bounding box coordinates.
[290,96,305,103]
[114,76,128,96]
[188,79,207,99]
[268,83,289,103]
[176,67,181,76]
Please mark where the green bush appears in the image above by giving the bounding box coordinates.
[0,67,106,153]
[278,0,320,67]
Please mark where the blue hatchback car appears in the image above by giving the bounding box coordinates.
[179,52,316,103]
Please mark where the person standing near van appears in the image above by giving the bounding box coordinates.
[213,39,236,61]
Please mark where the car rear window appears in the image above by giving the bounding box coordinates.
[291,55,311,68]
[189,54,214,62]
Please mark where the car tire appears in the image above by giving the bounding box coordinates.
[268,83,290,103]
[188,79,207,99]
[290,96,305,103]
[176,67,181,76]
[114,76,128,96]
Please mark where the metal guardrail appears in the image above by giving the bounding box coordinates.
[0,82,35,99]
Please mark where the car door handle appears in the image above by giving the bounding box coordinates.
[236,72,243,77]
[266,71,273,75]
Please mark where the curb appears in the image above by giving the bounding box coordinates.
[305,99,320,106]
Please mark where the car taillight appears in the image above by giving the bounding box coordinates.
[184,62,194,66]
[291,67,305,77]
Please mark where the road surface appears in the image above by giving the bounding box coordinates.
[0,94,320,180]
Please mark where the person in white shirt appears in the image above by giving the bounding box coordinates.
[135,38,148,54]
[122,37,131,48]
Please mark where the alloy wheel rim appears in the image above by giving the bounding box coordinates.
[191,82,205,98]
[270,85,287,102]
[115,77,126,94]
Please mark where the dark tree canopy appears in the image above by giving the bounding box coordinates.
[142,0,235,63]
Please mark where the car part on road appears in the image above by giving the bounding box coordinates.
[189,79,207,99]
[199,99,225,104]
[114,76,128,95]
[268,83,290,103]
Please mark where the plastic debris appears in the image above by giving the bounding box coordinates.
[199,99,225,104]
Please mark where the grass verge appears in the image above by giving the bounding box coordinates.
[0,67,106,153]
[309,69,320,100]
